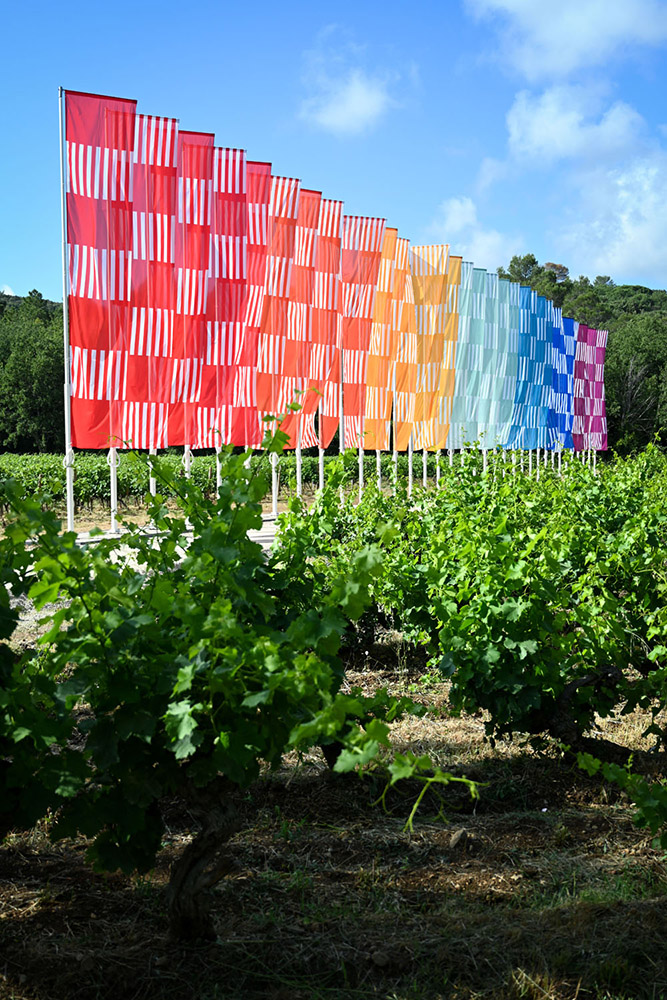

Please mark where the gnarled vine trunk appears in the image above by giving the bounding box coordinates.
[166,779,241,941]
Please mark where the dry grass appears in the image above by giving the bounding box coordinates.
[2,642,667,999]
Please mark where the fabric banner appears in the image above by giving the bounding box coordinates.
[311,198,345,449]
[550,312,576,450]
[411,246,460,451]
[253,174,301,446]
[340,215,385,448]
[121,113,179,450]
[66,91,137,449]
[193,146,246,449]
[64,91,608,455]
[391,236,417,452]
[573,325,608,450]
[267,188,321,448]
[230,161,271,446]
[364,227,398,451]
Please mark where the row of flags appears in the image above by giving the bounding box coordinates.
[64,90,607,454]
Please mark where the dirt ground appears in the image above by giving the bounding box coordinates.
[2,636,667,1000]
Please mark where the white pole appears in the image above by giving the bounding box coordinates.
[358,445,364,502]
[376,449,382,488]
[183,446,192,478]
[482,449,488,475]
[528,450,533,477]
[550,448,555,470]
[448,447,453,469]
[215,446,221,494]
[149,448,157,496]
[422,447,428,488]
[59,87,75,533]
[318,447,324,491]
[436,449,441,485]
[558,448,562,475]
[296,425,302,498]
[107,447,119,533]
[271,451,279,516]
[512,451,517,477]
[593,449,597,475]
[460,447,465,467]
[544,448,548,468]
[536,447,540,482]
[520,450,524,474]
[408,436,413,497]
[339,354,345,454]
[392,448,398,490]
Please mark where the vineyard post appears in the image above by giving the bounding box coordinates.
[422,447,427,488]
[358,444,364,502]
[544,448,548,468]
[391,363,398,491]
[535,447,540,481]
[408,435,413,497]
[59,87,75,532]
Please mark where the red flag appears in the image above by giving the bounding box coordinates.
[65,91,136,448]
[194,147,246,448]
[230,161,272,446]
[340,216,385,448]
[285,196,343,449]
[120,112,178,449]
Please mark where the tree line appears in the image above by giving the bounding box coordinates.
[1,259,666,454]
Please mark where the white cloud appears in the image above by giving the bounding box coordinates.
[429,196,523,271]
[300,68,395,136]
[507,85,646,163]
[299,28,399,137]
[556,151,667,285]
[466,0,667,81]
[1,284,15,295]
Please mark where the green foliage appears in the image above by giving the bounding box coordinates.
[283,446,667,745]
[0,290,64,453]
[1,436,434,884]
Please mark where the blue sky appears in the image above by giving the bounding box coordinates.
[2,0,667,300]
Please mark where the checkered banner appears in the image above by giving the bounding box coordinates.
[64,91,607,453]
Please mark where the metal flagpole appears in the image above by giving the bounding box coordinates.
[150,448,158,496]
[214,446,221,495]
[358,444,364,502]
[107,447,119,533]
[317,405,324,491]
[391,365,398,492]
[271,451,279,516]
[296,424,302,498]
[59,87,75,532]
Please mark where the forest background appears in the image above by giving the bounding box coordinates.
[2,253,665,456]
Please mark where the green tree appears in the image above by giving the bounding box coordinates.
[0,293,64,453]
